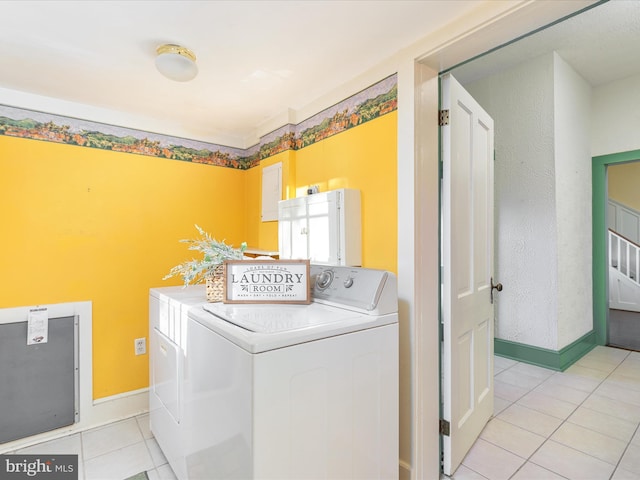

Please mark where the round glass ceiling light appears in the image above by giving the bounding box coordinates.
[155,44,198,82]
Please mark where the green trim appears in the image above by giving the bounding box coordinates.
[495,331,597,371]
[592,149,640,346]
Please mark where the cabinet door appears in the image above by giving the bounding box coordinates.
[278,197,309,260]
[278,190,358,265]
[307,192,339,264]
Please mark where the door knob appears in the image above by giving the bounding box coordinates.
[491,278,503,304]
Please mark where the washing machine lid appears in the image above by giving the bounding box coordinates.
[192,301,397,353]
[201,302,359,334]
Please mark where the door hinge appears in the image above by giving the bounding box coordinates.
[439,109,450,126]
[439,419,450,436]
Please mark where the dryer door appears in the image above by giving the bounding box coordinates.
[152,327,181,423]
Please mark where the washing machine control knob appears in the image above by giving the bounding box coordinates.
[343,277,354,288]
[316,270,334,290]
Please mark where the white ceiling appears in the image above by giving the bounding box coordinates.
[0,0,484,147]
[451,1,640,88]
[5,1,632,149]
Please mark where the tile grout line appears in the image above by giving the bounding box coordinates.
[605,351,640,480]
[609,422,640,480]
[79,429,86,480]
[496,366,574,480]
[458,360,541,479]
[459,360,547,479]
[138,415,157,480]
[470,350,632,479]
[505,350,633,479]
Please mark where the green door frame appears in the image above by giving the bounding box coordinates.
[592,149,640,345]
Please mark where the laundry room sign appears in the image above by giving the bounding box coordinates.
[223,259,311,304]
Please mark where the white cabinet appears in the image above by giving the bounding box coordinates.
[278,189,361,266]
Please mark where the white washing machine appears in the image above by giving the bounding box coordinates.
[150,265,398,480]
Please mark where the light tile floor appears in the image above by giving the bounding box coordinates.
[8,414,176,480]
[449,346,640,480]
[4,346,639,480]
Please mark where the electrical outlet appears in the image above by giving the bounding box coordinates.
[134,337,146,355]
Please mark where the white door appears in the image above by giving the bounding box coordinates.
[441,73,495,476]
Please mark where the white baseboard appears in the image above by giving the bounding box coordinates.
[0,388,149,453]
[93,387,149,405]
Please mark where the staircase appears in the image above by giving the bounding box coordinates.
[609,229,640,312]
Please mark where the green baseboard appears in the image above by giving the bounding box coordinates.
[494,331,597,371]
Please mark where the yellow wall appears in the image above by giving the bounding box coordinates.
[0,136,246,399]
[0,109,397,400]
[273,112,398,273]
[609,161,640,212]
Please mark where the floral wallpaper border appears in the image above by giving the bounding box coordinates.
[0,74,397,170]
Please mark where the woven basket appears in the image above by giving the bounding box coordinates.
[205,264,225,302]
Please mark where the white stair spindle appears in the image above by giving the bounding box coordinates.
[609,230,613,268]
[626,241,631,277]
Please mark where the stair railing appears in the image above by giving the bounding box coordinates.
[609,229,640,286]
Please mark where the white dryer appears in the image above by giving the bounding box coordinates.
[149,285,206,479]
[151,265,398,480]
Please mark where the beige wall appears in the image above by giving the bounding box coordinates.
[609,161,640,212]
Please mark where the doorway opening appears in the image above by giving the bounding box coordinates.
[593,150,640,350]
[596,154,640,351]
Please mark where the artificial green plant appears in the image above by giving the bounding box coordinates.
[163,224,247,286]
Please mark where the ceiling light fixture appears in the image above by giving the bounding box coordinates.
[155,44,198,82]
